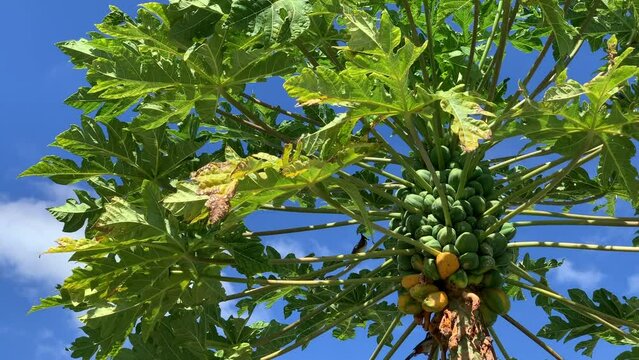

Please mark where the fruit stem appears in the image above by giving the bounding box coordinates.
[516,209,639,222]
[222,261,359,301]
[371,128,434,193]
[256,259,395,347]
[505,277,639,334]
[454,150,475,200]
[338,171,421,213]
[259,285,399,360]
[357,161,414,187]
[269,249,415,264]
[310,183,441,256]
[486,139,597,234]
[405,115,453,227]
[382,320,418,360]
[210,275,403,286]
[488,326,512,360]
[369,314,402,360]
[512,219,639,227]
[260,204,398,217]
[243,219,371,237]
[501,314,563,360]
[508,241,639,252]
[487,148,551,170]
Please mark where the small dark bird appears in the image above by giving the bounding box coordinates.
[405,333,437,360]
[351,234,368,254]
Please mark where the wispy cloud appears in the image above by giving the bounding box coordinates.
[0,183,78,287]
[627,274,639,295]
[265,236,331,258]
[552,260,604,290]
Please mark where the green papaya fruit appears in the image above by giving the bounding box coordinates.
[449,205,467,223]
[481,288,510,315]
[476,174,495,195]
[465,216,477,228]
[460,186,475,199]
[415,169,432,185]
[411,254,425,272]
[448,168,464,189]
[423,258,441,281]
[468,196,486,216]
[409,283,440,301]
[404,194,424,213]
[431,197,445,221]
[468,273,484,285]
[468,181,484,196]
[488,199,504,217]
[455,232,479,253]
[459,252,480,270]
[479,242,494,257]
[499,222,517,240]
[405,214,423,234]
[477,215,498,230]
[396,187,410,199]
[424,240,443,254]
[454,221,473,234]
[448,269,469,289]
[398,255,414,271]
[442,244,460,256]
[487,232,508,256]
[426,214,439,226]
[479,304,498,326]
[477,255,496,274]
[415,225,433,238]
[481,270,504,288]
[470,166,484,180]
[423,194,436,212]
[437,227,457,246]
[430,145,451,169]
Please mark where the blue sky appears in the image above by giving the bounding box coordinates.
[0,1,637,359]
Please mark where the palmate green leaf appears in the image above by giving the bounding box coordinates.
[500,54,639,207]
[435,0,473,26]
[342,7,400,53]
[598,134,639,207]
[284,9,427,117]
[48,190,103,233]
[536,288,639,356]
[617,347,639,360]
[22,116,207,186]
[434,86,494,152]
[19,155,115,185]
[227,0,311,45]
[96,182,176,242]
[116,313,213,360]
[534,0,578,58]
[585,48,639,111]
[505,254,563,301]
[162,182,208,222]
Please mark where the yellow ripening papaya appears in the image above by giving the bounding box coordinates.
[422,291,448,312]
[481,288,511,315]
[436,252,460,279]
[409,283,440,301]
[398,293,423,314]
[401,274,422,289]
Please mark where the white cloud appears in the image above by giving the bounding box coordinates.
[266,236,331,258]
[34,329,71,360]
[627,274,639,294]
[553,260,604,289]
[0,184,78,286]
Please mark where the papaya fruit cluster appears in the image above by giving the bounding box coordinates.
[391,144,515,324]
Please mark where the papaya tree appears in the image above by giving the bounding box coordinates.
[22,0,639,359]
